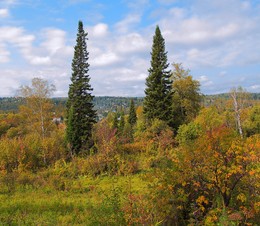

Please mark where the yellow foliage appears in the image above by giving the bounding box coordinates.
[237,193,247,203]
[254,202,260,213]
[196,195,209,205]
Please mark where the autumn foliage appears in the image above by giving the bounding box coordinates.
[0,80,259,225]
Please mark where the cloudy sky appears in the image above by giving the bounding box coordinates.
[0,0,259,97]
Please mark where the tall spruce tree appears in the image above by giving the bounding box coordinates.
[128,99,137,126]
[66,21,96,155]
[118,111,125,134]
[112,112,119,130]
[143,25,172,125]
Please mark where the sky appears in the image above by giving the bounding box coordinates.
[0,0,259,97]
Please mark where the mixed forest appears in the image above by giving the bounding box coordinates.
[0,21,259,225]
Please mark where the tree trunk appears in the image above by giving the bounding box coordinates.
[231,91,243,138]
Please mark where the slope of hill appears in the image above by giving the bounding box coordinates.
[0,93,259,114]
[0,96,144,118]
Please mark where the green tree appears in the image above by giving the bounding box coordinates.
[66,21,96,155]
[176,121,202,145]
[243,104,260,136]
[128,99,137,126]
[143,25,172,125]
[118,112,125,134]
[171,63,202,129]
[112,112,119,130]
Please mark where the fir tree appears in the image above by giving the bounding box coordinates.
[128,99,137,126]
[143,25,172,125]
[118,111,125,134]
[112,112,119,130]
[66,21,96,155]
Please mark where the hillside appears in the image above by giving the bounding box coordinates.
[0,92,259,225]
[1,93,259,115]
[0,96,144,114]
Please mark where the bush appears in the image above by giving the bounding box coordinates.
[176,121,202,145]
[17,171,36,188]
[0,171,18,193]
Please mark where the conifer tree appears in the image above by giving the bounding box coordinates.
[112,112,119,130]
[66,21,96,155]
[128,99,137,126]
[143,26,172,125]
[118,112,125,133]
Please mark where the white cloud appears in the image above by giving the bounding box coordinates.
[116,71,147,82]
[41,29,67,54]
[163,16,241,45]
[91,67,147,96]
[0,69,27,96]
[115,33,149,54]
[158,0,260,70]
[0,44,10,62]
[0,26,72,96]
[29,56,51,65]
[115,14,141,33]
[0,26,74,66]
[0,8,9,17]
[91,52,121,67]
[198,75,208,82]
[250,85,260,90]
[124,0,149,12]
[0,26,35,65]
[198,75,213,87]
[0,68,71,97]
[3,0,17,5]
[91,23,108,38]
[0,27,32,43]
[219,71,227,77]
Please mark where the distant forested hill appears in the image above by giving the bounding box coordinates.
[0,96,144,117]
[1,93,259,115]
[202,93,260,106]
[51,96,144,119]
[92,97,143,118]
[0,97,25,113]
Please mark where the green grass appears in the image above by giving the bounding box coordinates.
[0,174,148,225]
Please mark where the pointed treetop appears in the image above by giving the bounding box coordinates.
[155,25,161,33]
[66,20,96,155]
[143,25,172,124]
[128,99,137,126]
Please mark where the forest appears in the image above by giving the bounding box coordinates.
[0,96,145,117]
[0,22,259,225]
[0,94,259,117]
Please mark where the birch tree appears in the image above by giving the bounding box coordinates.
[230,87,250,138]
[18,78,56,164]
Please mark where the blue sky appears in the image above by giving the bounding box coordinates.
[0,0,259,97]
